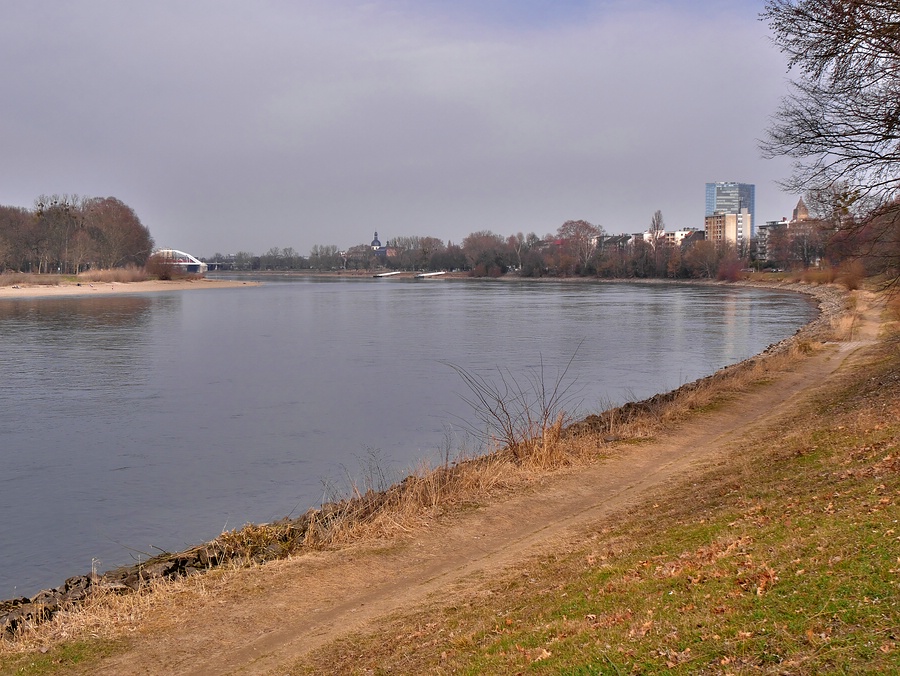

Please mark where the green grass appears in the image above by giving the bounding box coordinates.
[0,640,121,676]
[291,336,900,675]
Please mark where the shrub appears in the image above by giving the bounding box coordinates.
[144,254,200,281]
[801,266,838,284]
[837,260,866,290]
[715,257,743,282]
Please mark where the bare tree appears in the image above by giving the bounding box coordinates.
[761,0,900,199]
[261,247,282,270]
[461,230,510,276]
[555,220,603,273]
[83,197,153,268]
[648,210,666,275]
[309,244,340,270]
[34,194,83,273]
[648,210,665,242]
[683,240,722,279]
[760,0,900,277]
[430,241,467,272]
[0,205,34,271]
[280,246,303,270]
[417,236,445,270]
[390,236,420,270]
[343,243,376,271]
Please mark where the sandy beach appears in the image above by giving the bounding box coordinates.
[0,278,259,299]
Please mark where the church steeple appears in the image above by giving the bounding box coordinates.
[792,198,809,222]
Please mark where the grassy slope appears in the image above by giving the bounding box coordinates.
[292,330,900,673]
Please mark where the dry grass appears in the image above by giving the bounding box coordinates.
[297,425,600,551]
[0,272,66,287]
[801,266,839,284]
[837,259,867,290]
[0,267,150,287]
[799,262,867,290]
[569,335,831,445]
[76,266,148,283]
[0,562,258,661]
[143,256,206,281]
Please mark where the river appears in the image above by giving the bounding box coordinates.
[0,277,817,597]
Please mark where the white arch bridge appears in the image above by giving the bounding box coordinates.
[153,249,208,274]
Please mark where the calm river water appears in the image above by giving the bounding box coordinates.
[0,278,817,597]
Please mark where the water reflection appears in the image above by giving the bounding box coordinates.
[0,295,181,392]
[0,294,162,327]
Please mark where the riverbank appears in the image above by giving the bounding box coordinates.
[0,278,259,299]
[2,282,894,674]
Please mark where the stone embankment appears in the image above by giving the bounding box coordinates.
[1,542,224,637]
[0,486,418,637]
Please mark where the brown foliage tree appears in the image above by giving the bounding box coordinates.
[34,194,84,273]
[83,197,154,269]
[683,240,722,279]
[555,220,602,273]
[461,230,510,276]
[0,205,34,272]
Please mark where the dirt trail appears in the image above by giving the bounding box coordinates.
[84,291,883,676]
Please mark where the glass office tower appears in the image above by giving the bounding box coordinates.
[705,182,756,237]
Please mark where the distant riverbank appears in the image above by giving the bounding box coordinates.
[0,278,259,299]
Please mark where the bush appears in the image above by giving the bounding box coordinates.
[144,254,198,281]
[715,257,744,282]
[837,260,866,290]
[801,266,838,284]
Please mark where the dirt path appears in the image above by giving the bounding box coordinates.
[82,291,883,676]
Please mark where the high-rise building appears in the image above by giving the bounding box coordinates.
[705,182,756,237]
[704,209,751,248]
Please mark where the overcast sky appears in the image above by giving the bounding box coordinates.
[0,1,797,257]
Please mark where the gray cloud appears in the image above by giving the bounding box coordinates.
[0,1,795,256]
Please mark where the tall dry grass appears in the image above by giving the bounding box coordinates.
[836,259,867,290]
[801,261,867,290]
[0,563,256,658]
[801,266,839,285]
[0,272,66,287]
[0,267,150,287]
[76,266,148,283]
[144,256,206,281]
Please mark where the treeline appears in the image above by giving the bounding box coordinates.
[208,219,746,280]
[0,195,154,274]
[213,197,897,282]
